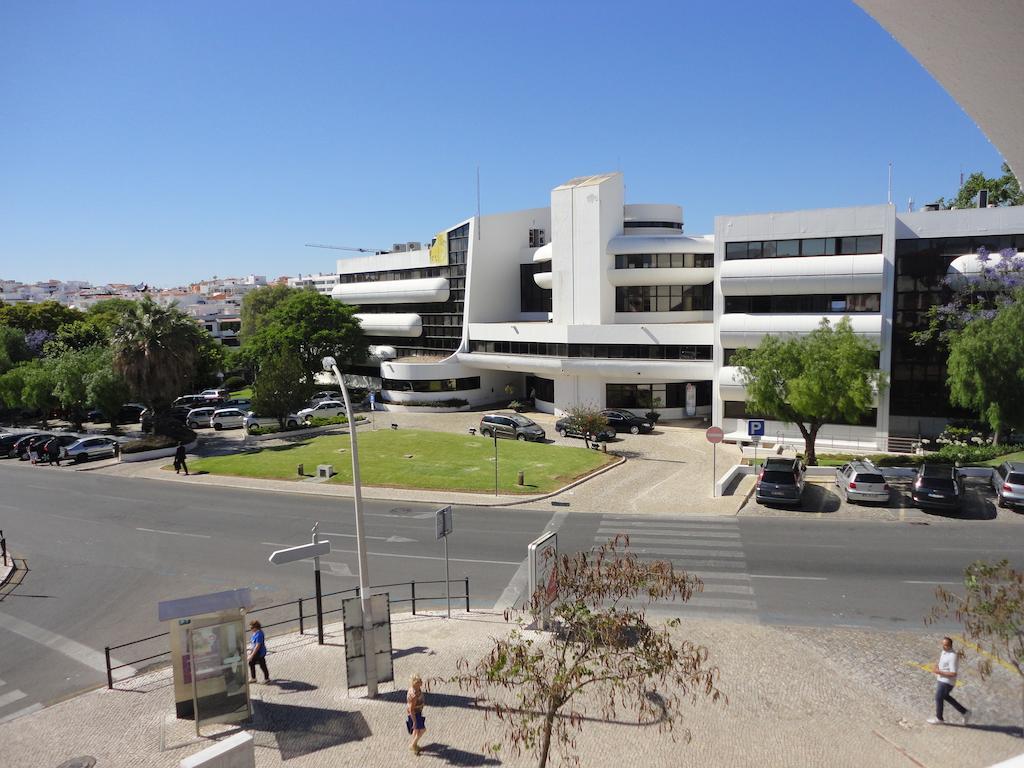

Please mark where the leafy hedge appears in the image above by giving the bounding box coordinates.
[380,398,469,408]
[222,375,247,391]
[247,416,352,436]
[121,435,180,454]
[306,415,350,427]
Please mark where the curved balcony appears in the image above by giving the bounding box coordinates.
[608,267,713,287]
[606,234,713,256]
[332,277,449,305]
[532,243,553,263]
[533,271,552,290]
[720,254,883,295]
[456,351,712,381]
[355,313,422,338]
[368,345,397,360]
[946,251,1021,288]
[718,365,747,400]
[718,313,882,348]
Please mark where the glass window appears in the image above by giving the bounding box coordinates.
[857,235,882,254]
[746,242,762,259]
[671,253,684,268]
[725,243,747,260]
[830,296,847,312]
[761,240,776,259]
[801,239,826,256]
[776,240,800,257]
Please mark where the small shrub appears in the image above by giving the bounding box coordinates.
[933,443,1006,464]
[222,375,246,391]
[306,415,350,427]
[379,397,469,408]
[121,435,180,454]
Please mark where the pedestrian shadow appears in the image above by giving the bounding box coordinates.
[267,678,318,694]
[393,645,432,660]
[961,722,1023,737]
[419,742,502,766]
[251,699,371,760]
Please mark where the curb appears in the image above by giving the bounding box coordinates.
[0,557,16,590]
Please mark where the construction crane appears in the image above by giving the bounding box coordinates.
[305,243,385,254]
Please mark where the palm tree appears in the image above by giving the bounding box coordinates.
[111,297,203,431]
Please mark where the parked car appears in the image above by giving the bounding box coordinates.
[243,413,281,434]
[0,432,27,457]
[140,406,191,431]
[173,395,213,409]
[221,398,252,410]
[990,460,1024,509]
[64,437,120,463]
[186,406,219,429]
[210,408,249,430]
[478,413,546,442]
[910,464,964,512]
[87,403,146,424]
[199,388,230,401]
[295,400,346,424]
[310,390,341,403]
[600,409,653,435]
[755,457,806,506]
[554,417,615,442]
[834,460,891,504]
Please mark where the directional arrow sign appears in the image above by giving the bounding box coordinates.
[268,540,331,565]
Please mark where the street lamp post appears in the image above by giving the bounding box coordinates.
[493,433,499,496]
[322,356,377,697]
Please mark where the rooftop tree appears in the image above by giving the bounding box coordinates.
[732,317,887,465]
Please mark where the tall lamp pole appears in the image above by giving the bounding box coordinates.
[323,356,377,697]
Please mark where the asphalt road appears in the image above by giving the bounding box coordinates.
[1,461,1023,723]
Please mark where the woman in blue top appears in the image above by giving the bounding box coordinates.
[247,620,269,683]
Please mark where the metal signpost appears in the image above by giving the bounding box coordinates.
[435,505,454,618]
[527,531,558,630]
[705,426,725,497]
[268,525,331,644]
[748,420,765,469]
[492,432,499,496]
[369,392,375,431]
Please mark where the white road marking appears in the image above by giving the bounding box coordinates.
[749,574,828,581]
[0,609,136,676]
[632,548,747,559]
[597,527,740,539]
[322,532,416,543]
[618,537,744,548]
[493,508,570,611]
[696,583,755,595]
[136,527,211,539]
[903,580,959,585]
[328,548,519,566]
[324,561,355,578]
[0,702,43,724]
[0,689,26,708]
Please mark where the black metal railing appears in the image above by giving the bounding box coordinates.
[103,577,470,689]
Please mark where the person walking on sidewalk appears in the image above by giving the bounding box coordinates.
[928,636,970,725]
[174,441,189,475]
[247,620,270,684]
[407,673,427,755]
[47,438,61,467]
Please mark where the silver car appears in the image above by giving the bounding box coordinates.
[186,406,218,429]
[295,400,346,424]
[834,460,891,504]
[64,437,120,463]
[210,408,249,430]
[992,461,1024,509]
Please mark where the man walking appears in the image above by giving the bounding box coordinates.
[928,636,970,725]
[174,442,189,475]
[47,437,61,467]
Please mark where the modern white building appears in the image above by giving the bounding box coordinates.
[287,272,340,295]
[330,172,1024,449]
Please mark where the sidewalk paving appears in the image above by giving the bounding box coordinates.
[2,610,1022,768]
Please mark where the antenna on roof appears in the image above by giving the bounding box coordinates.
[476,165,481,241]
[887,161,893,205]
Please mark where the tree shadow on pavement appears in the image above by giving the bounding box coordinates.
[251,699,371,760]
[393,645,432,660]
[419,742,502,766]
[379,689,481,710]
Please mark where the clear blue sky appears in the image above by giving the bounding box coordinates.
[0,1,1008,286]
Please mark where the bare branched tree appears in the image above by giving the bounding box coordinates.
[442,535,725,767]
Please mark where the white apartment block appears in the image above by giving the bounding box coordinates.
[287,272,340,295]
[330,172,1024,450]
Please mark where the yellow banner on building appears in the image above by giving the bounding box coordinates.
[429,230,448,266]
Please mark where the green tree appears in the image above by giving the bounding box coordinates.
[251,348,313,428]
[444,535,724,768]
[48,320,108,354]
[946,294,1024,444]
[560,403,611,447]
[0,301,84,334]
[85,298,139,335]
[0,325,30,374]
[19,360,58,426]
[190,332,227,392]
[946,162,1024,209]
[48,345,106,430]
[246,290,366,383]
[732,317,887,465]
[239,284,298,343]
[111,297,205,431]
[929,560,1024,737]
[84,352,131,430]
[0,364,29,420]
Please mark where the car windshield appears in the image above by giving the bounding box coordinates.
[1007,473,1024,485]
[762,470,796,484]
[510,414,535,426]
[856,473,885,484]
[919,477,955,490]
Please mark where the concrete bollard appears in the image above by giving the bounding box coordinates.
[297,463,304,477]
[517,470,525,486]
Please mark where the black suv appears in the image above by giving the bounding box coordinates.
[911,464,963,511]
[600,409,653,435]
[755,457,806,506]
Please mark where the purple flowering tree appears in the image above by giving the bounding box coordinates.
[23,329,54,357]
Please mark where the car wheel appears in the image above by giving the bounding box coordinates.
[287,420,298,429]
[517,434,527,442]
[247,425,259,435]
[187,421,197,428]
[997,495,1008,509]
[630,425,640,435]
[213,423,222,430]
[79,453,89,462]
[557,428,567,438]
[480,428,491,438]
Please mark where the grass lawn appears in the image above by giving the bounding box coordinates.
[981,449,1024,467]
[187,429,615,494]
[230,387,254,400]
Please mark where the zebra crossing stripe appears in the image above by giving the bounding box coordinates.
[597,528,740,539]
[0,689,27,709]
[628,548,747,559]
[0,702,43,724]
[618,538,743,549]
[600,515,737,524]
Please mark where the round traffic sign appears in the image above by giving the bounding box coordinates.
[705,426,725,444]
